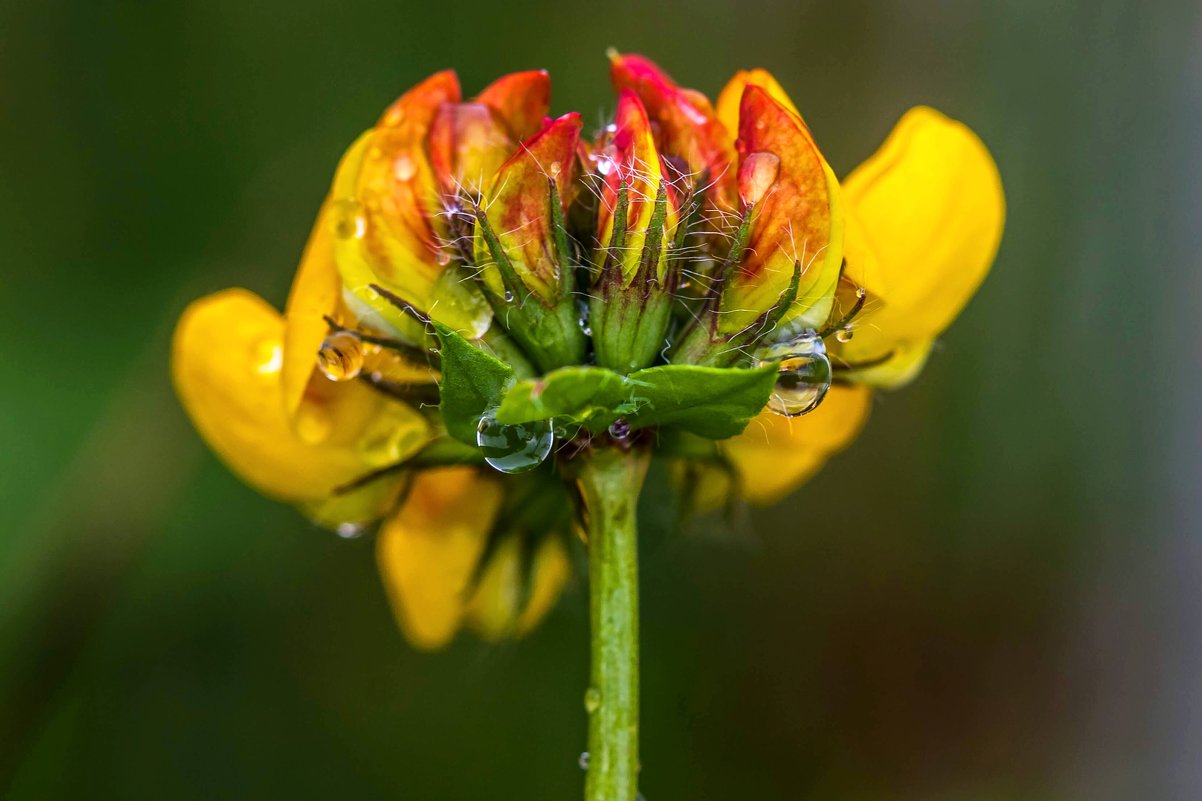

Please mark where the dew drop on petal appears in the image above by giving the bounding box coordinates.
[317,330,365,381]
[835,326,854,343]
[476,412,554,474]
[738,151,781,207]
[394,154,416,181]
[757,333,831,417]
[548,161,562,179]
[330,199,367,241]
[584,687,602,714]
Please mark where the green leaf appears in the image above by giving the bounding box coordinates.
[492,362,778,441]
[494,366,633,429]
[434,323,515,445]
[623,363,778,439]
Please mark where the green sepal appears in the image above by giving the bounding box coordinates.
[433,322,516,445]
[494,362,778,440]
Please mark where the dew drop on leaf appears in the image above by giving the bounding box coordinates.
[476,413,554,474]
[583,687,602,714]
[757,333,831,417]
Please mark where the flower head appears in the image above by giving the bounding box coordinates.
[174,54,1003,648]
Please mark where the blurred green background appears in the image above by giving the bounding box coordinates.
[2,0,1198,798]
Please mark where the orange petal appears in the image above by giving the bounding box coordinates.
[474,69,552,141]
[428,102,516,197]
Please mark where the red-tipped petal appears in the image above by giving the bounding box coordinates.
[477,113,583,302]
[719,84,841,334]
[596,90,675,284]
[609,51,737,208]
[474,70,552,141]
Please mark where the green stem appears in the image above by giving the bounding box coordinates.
[576,446,649,801]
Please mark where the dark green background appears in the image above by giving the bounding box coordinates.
[2,1,1198,798]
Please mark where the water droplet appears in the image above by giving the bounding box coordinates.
[255,341,283,375]
[738,151,781,207]
[608,418,631,441]
[579,318,592,336]
[548,161,562,179]
[336,522,365,539]
[331,199,367,241]
[757,333,831,417]
[578,752,590,770]
[393,154,416,181]
[317,330,365,381]
[584,687,602,713]
[476,413,554,474]
[503,289,515,303]
[835,326,854,343]
[435,249,452,266]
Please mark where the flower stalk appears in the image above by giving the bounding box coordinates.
[575,445,649,801]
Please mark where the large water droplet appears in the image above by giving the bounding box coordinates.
[583,687,602,714]
[476,413,554,474]
[757,333,831,417]
[317,330,365,381]
[739,151,781,207]
[330,199,367,240]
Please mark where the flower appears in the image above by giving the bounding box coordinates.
[174,55,1003,648]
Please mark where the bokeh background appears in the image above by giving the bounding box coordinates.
[2,0,1199,798]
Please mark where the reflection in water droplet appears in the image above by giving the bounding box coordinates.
[584,687,602,714]
[608,418,630,441]
[476,413,554,474]
[835,326,854,343]
[331,199,367,240]
[317,330,365,381]
[757,333,831,417]
[578,752,589,770]
[336,522,365,539]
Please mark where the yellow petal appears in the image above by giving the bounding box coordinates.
[172,289,396,501]
[281,200,343,422]
[721,385,872,505]
[376,468,503,650]
[841,106,1004,343]
[514,535,571,636]
[464,535,523,641]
